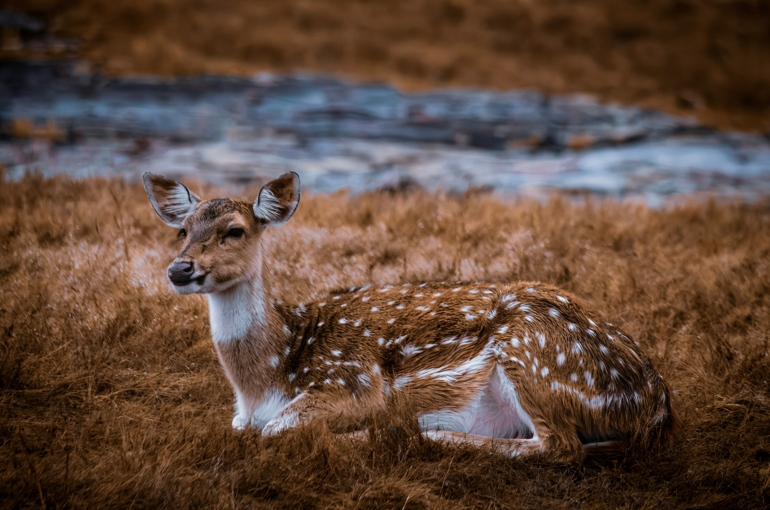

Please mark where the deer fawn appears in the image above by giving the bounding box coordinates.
[143,171,675,461]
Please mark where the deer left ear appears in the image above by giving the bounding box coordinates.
[253,172,301,227]
[142,173,201,228]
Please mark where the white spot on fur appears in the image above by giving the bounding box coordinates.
[599,344,609,354]
[570,373,578,383]
[466,313,477,320]
[550,381,611,410]
[556,353,566,366]
[331,349,342,357]
[469,289,479,294]
[317,322,324,327]
[324,379,332,385]
[288,373,295,382]
[442,336,457,345]
[371,306,379,312]
[358,373,371,387]
[497,325,509,334]
[269,356,280,368]
[416,305,429,311]
[584,372,594,387]
[487,309,497,319]
[587,329,596,337]
[394,376,412,390]
[549,308,560,318]
[388,318,396,324]
[361,296,370,302]
[536,332,546,348]
[556,295,569,304]
[339,318,347,324]
[525,315,534,322]
[459,335,478,346]
[353,319,362,327]
[307,337,315,345]
[372,364,381,375]
[511,338,520,348]
[377,337,385,345]
[337,378,345,386]
[572,342,583,354]
[364,329,371,337]
[415,350,490,383]
[568,323,577,331]
[402,345,423,356]
[541,367,549,377]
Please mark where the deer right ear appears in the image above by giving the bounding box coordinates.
[142,173,201,228]
[253,172,301,227]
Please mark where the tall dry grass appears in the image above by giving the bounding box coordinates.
[1,173,769,508]
[7,0,770,131]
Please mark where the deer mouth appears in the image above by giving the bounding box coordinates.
[170,273,208,288]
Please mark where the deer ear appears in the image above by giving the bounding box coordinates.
[142,173,201,228]
[253,172,300,227]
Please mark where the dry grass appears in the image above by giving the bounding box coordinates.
[5,0,770,131]
[1,173,770,508]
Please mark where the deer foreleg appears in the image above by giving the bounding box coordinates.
[423,430,547,458]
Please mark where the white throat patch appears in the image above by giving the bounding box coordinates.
[206,279,267,343]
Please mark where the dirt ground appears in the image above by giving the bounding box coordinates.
[1,173,769,508]
[3,0,770,133]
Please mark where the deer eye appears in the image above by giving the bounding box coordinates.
[225,227,245,239]
[178,229,187,238]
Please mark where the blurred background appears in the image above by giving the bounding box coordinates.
[2,0,770,201]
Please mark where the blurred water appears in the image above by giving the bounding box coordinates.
[2,61,769,203]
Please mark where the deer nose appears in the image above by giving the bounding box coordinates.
[168,260,195,285]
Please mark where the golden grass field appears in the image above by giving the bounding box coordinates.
[1,173,770,508]
[5,0,770,131]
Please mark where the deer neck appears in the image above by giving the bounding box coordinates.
[205,254,287,399]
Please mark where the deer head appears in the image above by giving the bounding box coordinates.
[142,172,300,294]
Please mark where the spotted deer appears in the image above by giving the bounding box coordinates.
[143,171,675,462]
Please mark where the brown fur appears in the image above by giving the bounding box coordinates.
[142,172,675,462]
[3,172,770,508]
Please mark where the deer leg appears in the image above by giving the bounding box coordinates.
[423,430,547,458]
[261,393,320,436]
[262,392,382,437]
